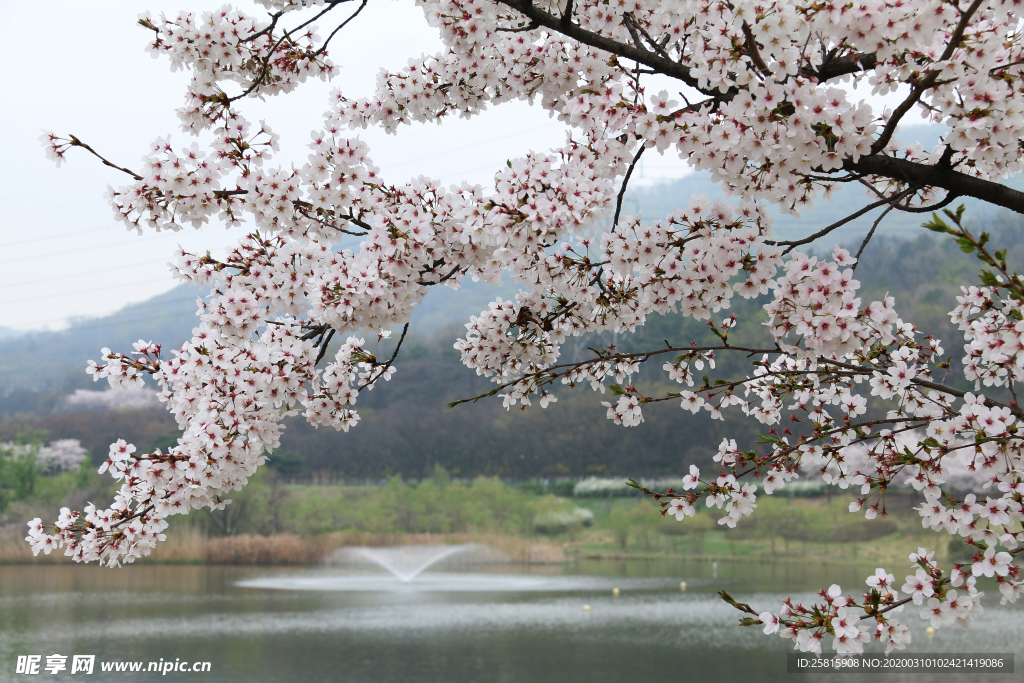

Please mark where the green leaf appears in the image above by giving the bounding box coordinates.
[922,213,952,233]
[957,237,976,253]
[979,270,1000,287]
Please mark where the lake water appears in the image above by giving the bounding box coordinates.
[0,558,1020,682]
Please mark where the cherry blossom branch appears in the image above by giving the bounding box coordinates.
[766,186,917,250]
[313,328,336,366]
[448,343,781,407]
[315,0,369,57]
[741,22,771,75]
[804,49,878,82]
[871,0,986,154]
[925,208,1024,301]
[229,0,352,103]
[817,356,1023,417]
[496,0,709,93]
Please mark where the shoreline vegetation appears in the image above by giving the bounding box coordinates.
[0,523,952,567]
[0,452,963,568]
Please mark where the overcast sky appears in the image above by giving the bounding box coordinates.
[0,2,918,332]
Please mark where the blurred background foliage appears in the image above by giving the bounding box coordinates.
[0,178,1020,566]
[3,209,1022,481]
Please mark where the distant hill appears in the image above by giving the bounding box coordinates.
[0,285,203,393]
[626,125,1020,247]
[0,278,520,394]
[4,124,1021,394]
[5,214,1024,478]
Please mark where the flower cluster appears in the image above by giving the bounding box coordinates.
[765,246,897,360]
[751,550,983,654]
[34,0,1024,650]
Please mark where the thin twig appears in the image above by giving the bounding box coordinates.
[852,203,895,268]
[767,187,917,251]
[357,323,410,392]
[232,1,354,103]
[314,328,337,366]
[613,145,646,227]
[67,136,142,180]
[315,0,369,56]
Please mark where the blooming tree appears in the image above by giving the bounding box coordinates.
[65,387,162,412]
[30,0,1024,653]
[2,439,88,474]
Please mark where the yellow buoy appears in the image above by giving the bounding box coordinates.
[926,626,935,636]
[612,587,620,596]
[583,604,591,611]
[680,581,687,591]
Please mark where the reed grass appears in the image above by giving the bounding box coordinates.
[0,527,567,565]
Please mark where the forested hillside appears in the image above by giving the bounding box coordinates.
[4,180,1024,479]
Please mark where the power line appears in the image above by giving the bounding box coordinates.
[4,277,177,306]
[12,290,201,330]
[13,310,200,337]
[2,257,172,289]
[0,234,166,265]
[2,199,96,223]
[388,121,561,170]
[0,225,119,250]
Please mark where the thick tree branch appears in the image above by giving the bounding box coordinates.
[741,22,770,75]
[496,0,707,93]
[845,156,1024,215]
[805,50,878,82]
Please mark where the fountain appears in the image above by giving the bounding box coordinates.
[235,543,694,593]
[350,544,474,584]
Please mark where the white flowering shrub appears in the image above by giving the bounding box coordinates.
[1,439,88,475]
[533,506,594,533]
[38,439,89,474]
[33,0,1024,653]
[65,387,162,412]
[573,477,680,497]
